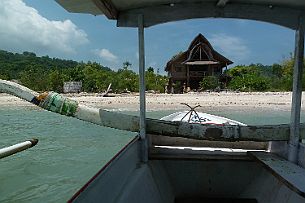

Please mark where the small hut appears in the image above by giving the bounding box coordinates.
[165,33,233,93]
[63,81,82,93]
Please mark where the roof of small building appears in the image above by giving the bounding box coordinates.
[165,33,233,71]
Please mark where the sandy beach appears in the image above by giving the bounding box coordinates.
[0,92,304,112]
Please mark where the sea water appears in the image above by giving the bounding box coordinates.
[0,106,304,202]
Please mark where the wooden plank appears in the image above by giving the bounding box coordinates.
[92,0,118,19]
[248,151,305,197]
[118,2,303,30]
[149,134,268,150]
[150,146,251,161]
[55,0,103,16]
[78,109,305,141]
[146,118,305,141]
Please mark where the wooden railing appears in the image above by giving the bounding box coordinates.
[170,72,186,79]
[189,71,207,77]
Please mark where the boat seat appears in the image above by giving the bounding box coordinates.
[149,146,251,161]
[248,151,305,198]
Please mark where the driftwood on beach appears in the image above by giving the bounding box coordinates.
[1,79,303,142]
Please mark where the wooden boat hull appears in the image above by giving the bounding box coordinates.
[69,138,305,203]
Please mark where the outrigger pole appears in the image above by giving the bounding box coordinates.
[288,16,305,163]
[0,139,38,159]
[2,79,305,142]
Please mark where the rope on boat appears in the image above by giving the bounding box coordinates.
[180,103,201,123]
[38,92,78,116]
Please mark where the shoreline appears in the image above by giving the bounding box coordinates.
[0,92,303,112]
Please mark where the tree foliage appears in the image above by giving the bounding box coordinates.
[115,66,139,92]
[199,76,219,90]
[0,50,167,93]
[224,58,305,91]
[2,49,304,93]
[145,67,168,93]
[226,63,280,91]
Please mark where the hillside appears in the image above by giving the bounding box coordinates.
[0,50,167,93]
[0,50,111,79]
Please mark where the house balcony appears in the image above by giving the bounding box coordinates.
[189,71,207,77]
[169,72,187,79]
[169,71,220,80]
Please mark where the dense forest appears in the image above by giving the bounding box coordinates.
[0,50,167,93]
[0,49,304,93]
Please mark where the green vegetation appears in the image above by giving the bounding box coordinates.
[1,49,304,93]
[222,58,304,92]
[146,67,168,93]
[0,50,167,93]
[199,76,219,90]
[225,64,270,91]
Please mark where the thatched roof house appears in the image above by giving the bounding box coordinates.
[165,33,233,93]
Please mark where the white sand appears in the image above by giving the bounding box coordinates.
[0,94,35,107]
[70,92,299,112]
[1,91,304,112]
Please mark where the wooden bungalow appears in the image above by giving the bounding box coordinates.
[165,33,233,93]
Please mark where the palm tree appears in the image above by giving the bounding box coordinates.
[123,61,132,70]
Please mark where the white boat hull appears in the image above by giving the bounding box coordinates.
[161,111,246,126]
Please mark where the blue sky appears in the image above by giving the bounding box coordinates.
[0,0,296,75]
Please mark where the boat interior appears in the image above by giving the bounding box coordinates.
[70,137,305,203]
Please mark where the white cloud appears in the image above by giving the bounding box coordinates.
[0,0,88,55]
[209,33,250,62]
[93,48,118,63]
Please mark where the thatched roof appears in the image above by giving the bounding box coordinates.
[165,33,233,71]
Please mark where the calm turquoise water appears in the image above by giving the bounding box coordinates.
[0,106,136,203]
[0,106,304,202]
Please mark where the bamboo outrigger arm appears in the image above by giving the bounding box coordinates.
[1,79,304,142]
[0,139,38,159]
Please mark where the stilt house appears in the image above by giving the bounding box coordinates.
[165,34,233,93]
